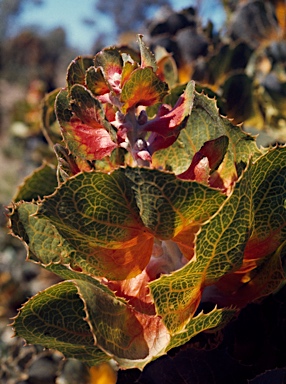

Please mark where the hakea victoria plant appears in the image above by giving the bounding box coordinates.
[9,36,286,371]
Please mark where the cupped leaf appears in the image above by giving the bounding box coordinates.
[214,146,286,304]
[13,278,170,370]
[245,146,286,261]
[124,167,226,241]
[120,67,169,113]
[67,56,94,89]
[85,66,111,96]
[177,135,229,184]
[41,88,62,146]
[152,92,262,181]
[142,80,195,137]
[56,86,117,161]
[10,201,128,288]
[150,165,253,332]
[12,281,110,366]
[36,169,154,280]
[138,34,157,72]
[13,163,58,202]
[75,279,170,369]
[167,307,237,351]
[94,48,123,93]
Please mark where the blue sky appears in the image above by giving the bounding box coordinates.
[16,0,225,54]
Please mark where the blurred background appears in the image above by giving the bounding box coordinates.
[1,1,286,383]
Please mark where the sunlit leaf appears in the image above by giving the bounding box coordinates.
[120,67,169,113]
[67,56,94,89]
[167,307,237,350]
[56,86,117,161]
[41,88,62,146]
[94,48,123,93]
[138,34,157,72]
[85,66,110,96]
[152,92,261,184]
[178,135,229,184]
[124,167,225,241]
[13,281,110,366]
[150,165,252,332]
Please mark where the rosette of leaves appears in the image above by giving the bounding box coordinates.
[8,36,286,372]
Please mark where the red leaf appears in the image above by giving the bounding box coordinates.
[69,116,117,160]
[142,81,195,136]
[178,136,229,185]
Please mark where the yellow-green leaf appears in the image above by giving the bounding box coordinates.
[120,67,169,113]
[13,163,57,202]
[150,165,253,332]
[13,281,110,366]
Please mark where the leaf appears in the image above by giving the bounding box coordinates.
[124,167,225,241]
[67,56,94,89]
[54,144,82,181]
[217,241,286,308]
[16,166,224,281]
[120,67,169,113]
[13,279,170,370]
[75,279,169,369]
[56,86,117,161]
[13,163,58,202]
[152,92,262,181]
[37,169,154,280]
[244,147,286,261]
[13,281,110,366]
[94,48,123,93]
[41,88,62,146]
[121,60,138,88]
[178,136,229,184]
[167,307,237,351]
[138,34,157,72]
[156,49,178,88]
[142,81,195,137]
[149,165,253,332]
[85,66,110,96]
[214,147,286,305]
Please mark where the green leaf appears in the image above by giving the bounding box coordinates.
[244,147,286,260]
[13,163,58,202]
[120,67,169,113]
[85,66,110,96]
[152,92,261,179]
[13,281,110,366]
[138,34,157,72]
[227,241,286,308]
[9,202,117,288]
[150,165,253,332]
[37,169,154,280]
[13,279,170,370]
[21,167,224,280]
[67,56,94,89]
[167,307,237,351]
[125,167,225,241]
[41,88,62,146]
[156,48,178,88]
[75,279,169,367]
